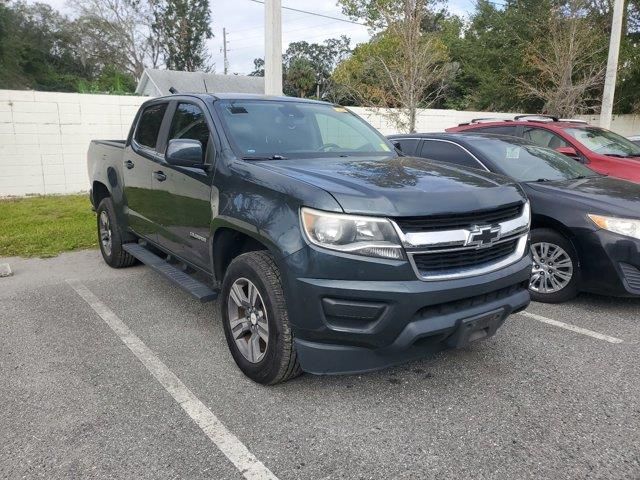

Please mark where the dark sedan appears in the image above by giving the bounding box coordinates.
[389,132,640,303]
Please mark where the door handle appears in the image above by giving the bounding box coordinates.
[124,160,135,169]
[153,170,167,182]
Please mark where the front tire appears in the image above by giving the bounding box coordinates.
[529,228,580,303]
[96,198,136,268]
[220,251,302,385]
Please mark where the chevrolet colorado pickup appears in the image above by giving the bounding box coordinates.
[88,93,532,384]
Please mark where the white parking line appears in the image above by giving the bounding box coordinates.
[519,311,623,344]
[67,280,279,480]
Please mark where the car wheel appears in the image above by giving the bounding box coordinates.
[96,198,136,268]
[220,251,302,385]
[529,228,580,303]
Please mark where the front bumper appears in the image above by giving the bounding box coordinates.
[281,249,532,375]
[577,229,640,297]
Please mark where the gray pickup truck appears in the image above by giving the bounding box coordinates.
[88,93,532,384]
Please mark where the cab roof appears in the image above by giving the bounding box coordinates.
[154,92,332,105]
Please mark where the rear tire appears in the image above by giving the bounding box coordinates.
[220,251,302,385]
[96,198,136,269]
[529,228,580,303]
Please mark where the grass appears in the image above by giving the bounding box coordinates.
[0,194,97,258]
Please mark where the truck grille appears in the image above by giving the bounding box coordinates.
[394,203,523,233]
[412,239,519,274]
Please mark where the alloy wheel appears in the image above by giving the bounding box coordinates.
[529,242,573,294]
[226,278,269,363]
[99,210,112,257]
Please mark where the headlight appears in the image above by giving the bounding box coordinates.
[523,200,532,228]
[301,207,403,259]
[588,214,640,240]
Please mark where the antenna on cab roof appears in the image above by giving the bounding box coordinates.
[169,87,179,94]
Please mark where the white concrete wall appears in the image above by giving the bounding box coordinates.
[573,114,640,136]
[1,88,639,197]
[0,90,145,197]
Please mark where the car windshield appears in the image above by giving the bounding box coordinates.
[471,138,598,182]
[215,100,394,159]
[565,127,640,158]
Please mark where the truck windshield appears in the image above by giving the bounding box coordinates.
[472,138,599,182]
[215,100,394,159]
[565,127,640,158]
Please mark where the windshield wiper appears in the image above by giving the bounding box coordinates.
[242,154,287,161]
[535,178,552,182]
[603,153,630,158]
[572,174,600,179]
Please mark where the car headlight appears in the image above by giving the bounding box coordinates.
[301,207,404,259]
[588,214,640,240]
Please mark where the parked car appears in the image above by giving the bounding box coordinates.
[446,115,640,184]
[88,94,533,384]
[390,132,640,303]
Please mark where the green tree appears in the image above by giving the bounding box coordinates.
[336,0,456,132]
[518,1,607,116]
[69,0,161,79]
[284,58,317,98]
[77,65,137,94]
[153,0,213,72]
[0,2,90,91]
[249,58,265,77]
[445,0,609,114]
[445,0,547,112]
[250,37,352,99]
[0,1,136,93]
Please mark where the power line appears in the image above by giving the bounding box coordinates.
[229,18,353,47]
[246,0,367,26]
[231,8,342,34]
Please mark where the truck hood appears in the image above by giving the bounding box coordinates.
[525,175,640,217]
[255,156,526,216]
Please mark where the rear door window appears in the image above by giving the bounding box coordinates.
[523,127,569,149]
[135,104,168,149]
[419,140,484,169]
[392,138,420,155]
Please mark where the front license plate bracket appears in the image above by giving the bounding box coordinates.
[446,308,506,349]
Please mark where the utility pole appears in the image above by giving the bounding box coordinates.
[264,0,283,95]
[600,0,625,129]
[223,27,229,75]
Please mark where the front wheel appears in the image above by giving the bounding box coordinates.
[220,251,302,385]
[529,228,580,303]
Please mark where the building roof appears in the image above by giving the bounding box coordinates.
[135,69,265,96]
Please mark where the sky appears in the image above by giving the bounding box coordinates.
[40,0,474,75]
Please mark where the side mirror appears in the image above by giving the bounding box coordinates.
[555,146,578,157]
[166,139,204,168]
[555,146,588,164]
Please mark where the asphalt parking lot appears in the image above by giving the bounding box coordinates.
[1,250,639,480]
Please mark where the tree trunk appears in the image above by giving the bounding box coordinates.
[409,105,417,133]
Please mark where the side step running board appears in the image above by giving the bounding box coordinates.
[123,244,218,303]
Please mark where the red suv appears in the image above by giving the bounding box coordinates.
[447,115,640,183]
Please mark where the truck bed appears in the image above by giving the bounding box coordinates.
[87,139,127,205]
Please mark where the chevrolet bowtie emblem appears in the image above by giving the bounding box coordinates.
[466,225,501,247]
